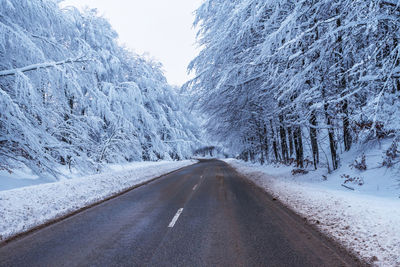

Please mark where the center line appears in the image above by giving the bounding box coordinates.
[193,184,198,191]
[168,208,183,228]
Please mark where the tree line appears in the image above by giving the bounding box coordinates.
[189,0,400,172]
[0,0,201,177]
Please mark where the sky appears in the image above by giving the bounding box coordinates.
[60,0,203,86]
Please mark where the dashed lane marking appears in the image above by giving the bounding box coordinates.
[168,208,183,228]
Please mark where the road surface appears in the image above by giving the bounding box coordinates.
[0,160,361,266]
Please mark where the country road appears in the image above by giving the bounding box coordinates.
[0,160,360,266]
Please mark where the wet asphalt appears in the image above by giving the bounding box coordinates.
[0,159,361,267]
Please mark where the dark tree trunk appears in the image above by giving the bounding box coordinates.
[309,111,319,169]
[342,99,352,151]
[68,97,74,112]
[263,125,269,162]
[293,126,304,168]
[249,150,255,162]
[327,113,338,170]
[287,127,294,157]
[259,130,265,165]
[243,151,249,162]
[336,11,352,152]
[323,88,339,170]
[270,120,280,162]
[249,136,255,162]
[397,79,400,92]
[279,115,289,163]
[396,34,400,92]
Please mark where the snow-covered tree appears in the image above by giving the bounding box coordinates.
[0,0,201,177]
[189,0,400,170]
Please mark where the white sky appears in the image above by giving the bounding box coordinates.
[60,0,203,86]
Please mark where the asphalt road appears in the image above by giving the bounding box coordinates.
[0,159,361,267]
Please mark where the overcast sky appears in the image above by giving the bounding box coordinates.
[61,0,203,86]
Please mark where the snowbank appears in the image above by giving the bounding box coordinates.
[0,160,197,242]
[224,159,400,267]
[0,166,52,192]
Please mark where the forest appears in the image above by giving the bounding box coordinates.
[2,0,400,178]
[188,0,400,172]
[0,0,201,177]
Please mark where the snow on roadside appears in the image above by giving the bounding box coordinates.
[0,160,197,242]
[0,163,56,191]
[223,159,400,267]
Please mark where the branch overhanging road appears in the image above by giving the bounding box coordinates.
[0,160,362,266]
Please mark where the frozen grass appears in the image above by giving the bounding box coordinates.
[0,160,197,242]
[224,157,400,267]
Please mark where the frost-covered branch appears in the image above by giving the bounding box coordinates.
[0,57,90,77]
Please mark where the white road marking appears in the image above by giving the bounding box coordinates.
[168,208,183,228]
[193,184,198,191]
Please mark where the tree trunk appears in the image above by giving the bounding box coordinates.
[336,11,352,152]
[342,99,352,151]
[259,130,265,165]
[287,127,294,157]
[293,126,304,168]
[326,112,338,170]
[270,120,280,162]
[309,111,319,169]
[263,125,269,162]
[279,115,289,163]
[323,88,339,170]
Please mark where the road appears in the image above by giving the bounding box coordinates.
[0,159,360,266]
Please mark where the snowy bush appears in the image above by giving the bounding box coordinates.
[350,154,367,171]
[382,139,400,168]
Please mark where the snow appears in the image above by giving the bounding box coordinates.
[0,160,197,242]
[0,168,53,191]
[223,158,400,266]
